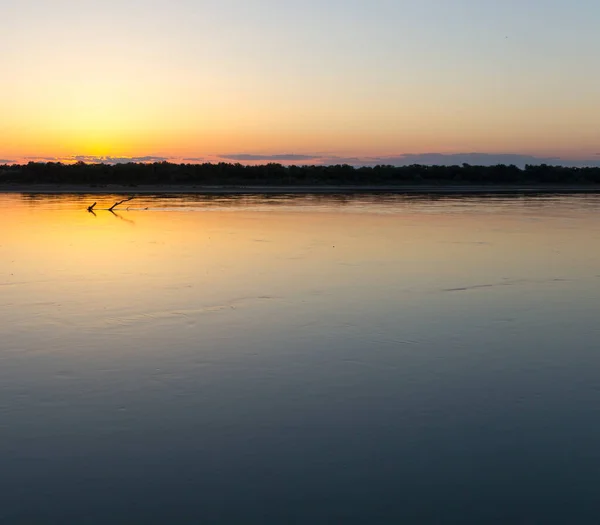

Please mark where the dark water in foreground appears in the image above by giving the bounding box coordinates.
[2,193,600,524]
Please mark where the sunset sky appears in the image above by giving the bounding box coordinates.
[1,0,599,165]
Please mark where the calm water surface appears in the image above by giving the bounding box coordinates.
[2,193,600,524]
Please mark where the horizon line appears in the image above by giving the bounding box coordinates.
[3,151,600,169]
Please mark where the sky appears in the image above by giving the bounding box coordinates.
[1,0,599,166]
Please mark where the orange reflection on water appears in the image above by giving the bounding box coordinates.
[3,192,600,341]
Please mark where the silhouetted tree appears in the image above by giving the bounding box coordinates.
[0,162,599,187]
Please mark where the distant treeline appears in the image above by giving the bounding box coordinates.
[2,161,600,186]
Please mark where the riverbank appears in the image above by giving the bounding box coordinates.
[3,184,600,195]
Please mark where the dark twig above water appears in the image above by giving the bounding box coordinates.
[108,196,135,211]
[86,197,135,214]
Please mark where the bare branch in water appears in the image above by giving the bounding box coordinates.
[108,196,135,211]
[87,202,97,213]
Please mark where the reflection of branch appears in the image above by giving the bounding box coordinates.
[109,196,135,211]
[108,210,135,225]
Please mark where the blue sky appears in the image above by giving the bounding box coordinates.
[1,0,599,164]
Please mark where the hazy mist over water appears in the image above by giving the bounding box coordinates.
[2,193,600,524]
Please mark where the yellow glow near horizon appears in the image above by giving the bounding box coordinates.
[2,1,600,164]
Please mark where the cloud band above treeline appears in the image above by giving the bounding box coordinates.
[221,152,600,168]
[5,152,600,168]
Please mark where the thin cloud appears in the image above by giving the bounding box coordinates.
[71,155,169,164]
[215,152,592,168]
[220,153,322,162]
[9,152,600,168]
[313,155,364,165]
[369,153,563,168]
[24,156,60,162]
[312,153,600,169]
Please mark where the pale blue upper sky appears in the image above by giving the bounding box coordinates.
[1,0,599,162]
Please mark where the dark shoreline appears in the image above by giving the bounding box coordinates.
[2,184,600,195]
[4,162,600,192]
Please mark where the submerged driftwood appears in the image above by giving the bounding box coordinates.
[108,196,135,211]
[87,196,134,213]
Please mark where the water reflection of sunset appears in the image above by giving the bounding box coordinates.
[4,193,600,525]
[5,194,600,312]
